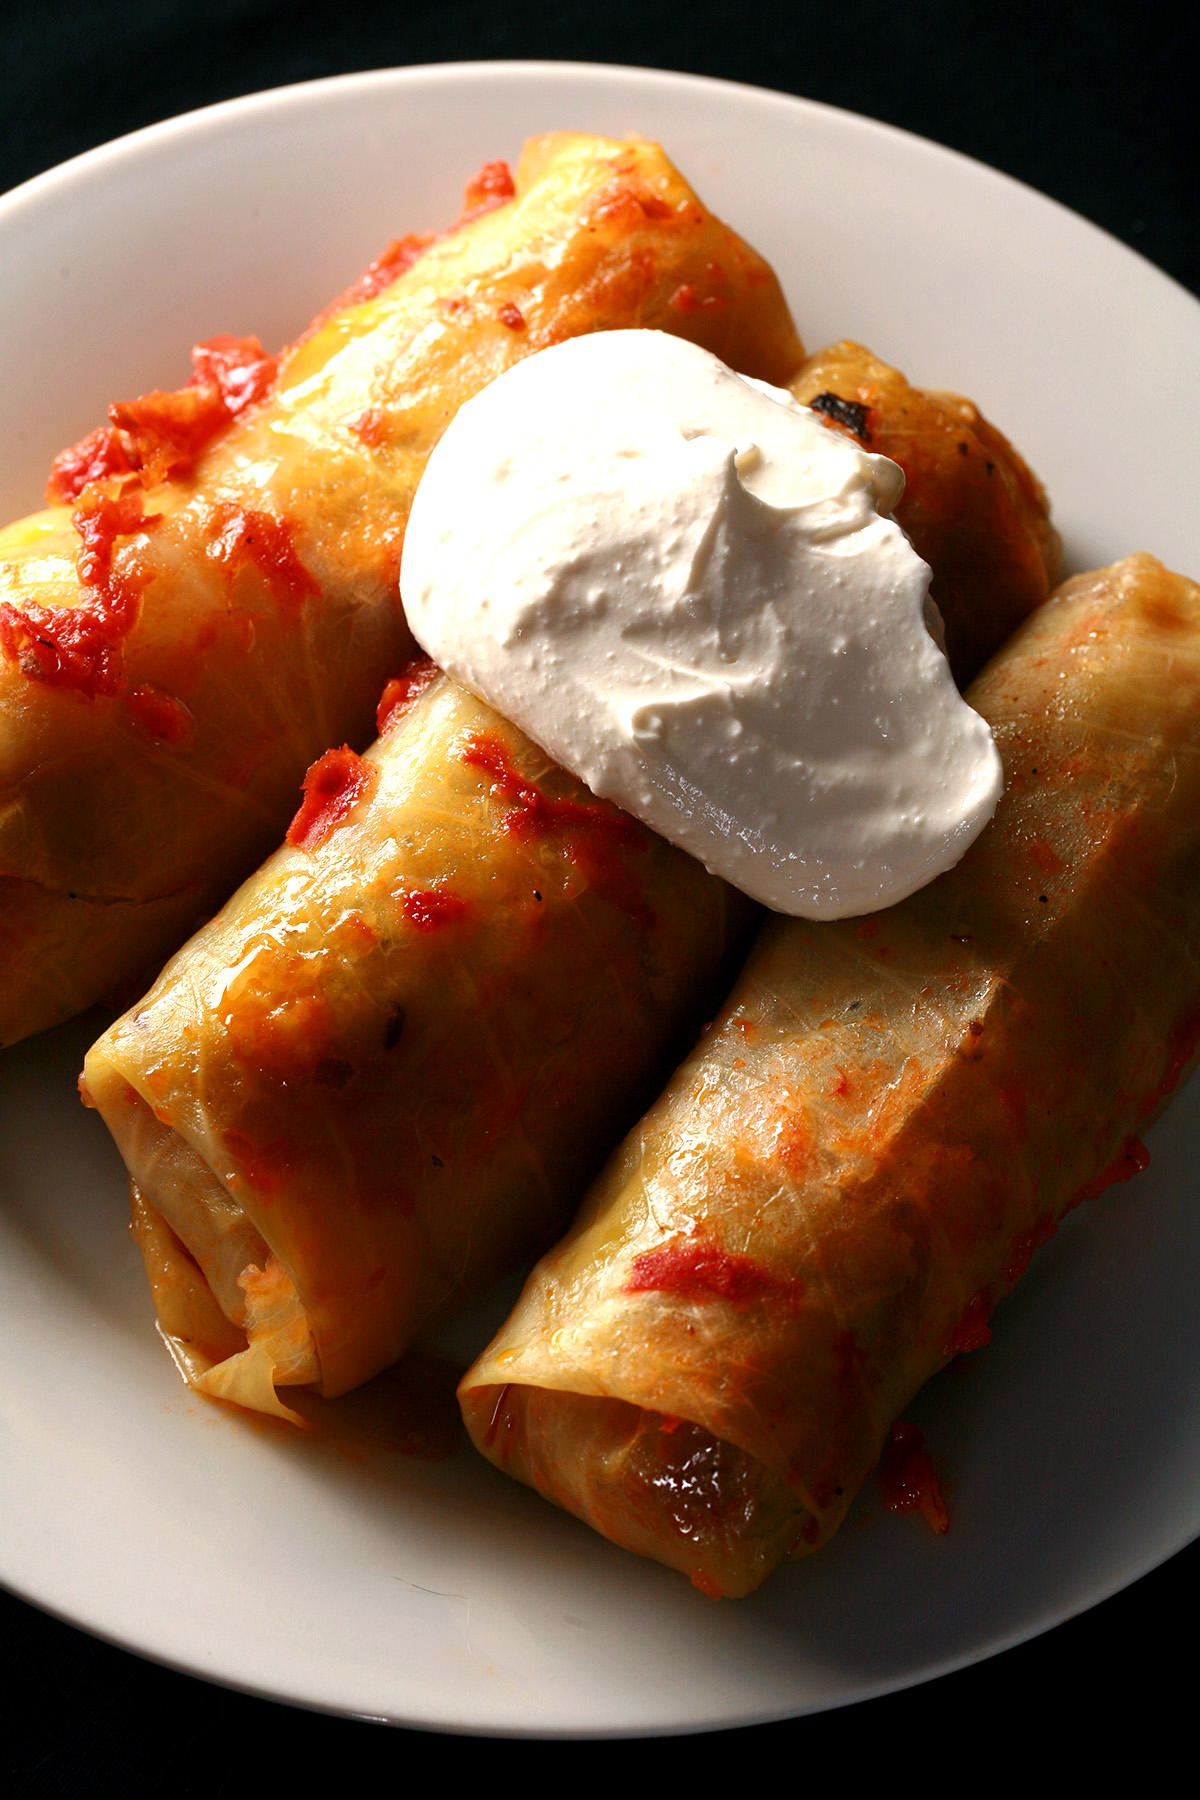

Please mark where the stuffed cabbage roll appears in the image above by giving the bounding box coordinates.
[83,667,754,1416]
[461,554,1200,1597]
[0,131,802,1046]
[790,341,1061,682]
[84,326,1061,1420]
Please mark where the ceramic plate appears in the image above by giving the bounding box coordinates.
[2,61,1199,1737]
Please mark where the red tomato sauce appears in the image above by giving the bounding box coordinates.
[592,179,674,225]
[349,408,389,446]
[46,336,277,503]
[302,160,516,338]
[44,426,134,502]
[286,746,377,853]
[876,1421,950,1533]
[668,282,727,315]
[124,683,194,744]
[205,501,320,608]
[376,652,441,734]
[460,730,653,927]
[625,1239,804,1306]
[400,888,469,933]
[306,235,435,336]
[0,489,159,695]
[458,160,516,223]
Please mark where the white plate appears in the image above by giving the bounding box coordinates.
[2,62,1199,1738]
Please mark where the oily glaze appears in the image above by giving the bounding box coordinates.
[85,674,755,1410]
[0,131,802,1047]
[462,557,1200,1597]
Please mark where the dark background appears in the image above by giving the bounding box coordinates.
[3,0,1196,1788]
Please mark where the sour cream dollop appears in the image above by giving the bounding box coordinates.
[400,330,1002,917]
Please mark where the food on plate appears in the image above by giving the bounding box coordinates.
[402,329,1004,918]
[83,317,1061,1421]
[790,340,1062,683]
[460,555,1200,1596]
[82,665,755,1416]
[0,131,801,1049]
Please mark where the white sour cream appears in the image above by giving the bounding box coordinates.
[400,330,1002,917]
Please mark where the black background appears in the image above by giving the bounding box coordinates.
[2,1,1197,1789]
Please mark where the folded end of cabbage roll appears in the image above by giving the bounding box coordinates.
[459,1380,812,1599]
[86,1053,321,1422]
[460,556,1200,1595]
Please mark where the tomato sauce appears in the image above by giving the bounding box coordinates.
[625,1238,804,1306]
[0,489,158,695]
[458,160,517,223]
[47,336,277,502]
[44,426,134,502]
[349,407,389,446]
[286,746,377,853]
[942,1288,993,1357]
[668,282,727,315]
[876,1421,950,1533]
[376,651,441,734]
[460,730,653,927]
[124,683,194,744]
[205,502,320,608]
[400,888,469,933]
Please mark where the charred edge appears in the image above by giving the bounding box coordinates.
[809,392,870,441]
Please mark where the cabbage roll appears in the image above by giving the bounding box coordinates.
[461,555,1200,1596]
[83,669,753,1416]
[790,341,1061,682]
[85,329,1059,1420]
[1,131,801,1046]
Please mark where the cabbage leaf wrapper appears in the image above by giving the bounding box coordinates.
[461,555,1200,1597]
[84,672,754,1416]
[791,341,1062,684]
[0,130,801,1046]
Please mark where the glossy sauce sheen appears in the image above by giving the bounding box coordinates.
[376,651,442,735]
[461,557,1200,1597]
[4,131,803,1049]
[0,490,159,695]
[86,672,757,1400]
[46,336,279,503]
[875,1422,949,1533]
[460,730,654,927]
[286,747,378,853]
